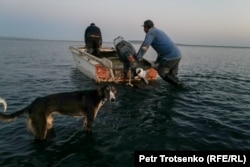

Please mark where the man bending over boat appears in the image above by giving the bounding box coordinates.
[136,20,182,86]
[84,23,102,57]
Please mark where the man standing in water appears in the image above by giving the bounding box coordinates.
[84,23,102,57]
[136,20,182,86]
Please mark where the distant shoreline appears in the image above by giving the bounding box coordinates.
[175,43,250,49]
[1,36,249,49]
[128,40,250,49]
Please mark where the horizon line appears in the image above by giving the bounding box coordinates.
[1,36,250,49]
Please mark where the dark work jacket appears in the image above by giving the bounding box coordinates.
[84,25,102,42]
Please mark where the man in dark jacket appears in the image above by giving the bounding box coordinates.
[84,23,102,57]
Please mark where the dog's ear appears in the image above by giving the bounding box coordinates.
[137,69,142,74]
[110,85,117,95]
[97,86,104,97]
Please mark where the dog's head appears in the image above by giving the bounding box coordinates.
[134,68,149,85]
[135,68,146,79]
[98,85,117,102]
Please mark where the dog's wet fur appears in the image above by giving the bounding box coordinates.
[0,85,116,140]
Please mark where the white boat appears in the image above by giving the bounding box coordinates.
[69,46,158,83]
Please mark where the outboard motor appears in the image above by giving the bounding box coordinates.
[113,36,148,85]
[113,36,137,71]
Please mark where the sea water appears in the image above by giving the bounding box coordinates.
[0,38,249,166]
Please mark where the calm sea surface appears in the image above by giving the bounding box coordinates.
[0,38,249,166]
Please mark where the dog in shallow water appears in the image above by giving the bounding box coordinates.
[0,85,117,140]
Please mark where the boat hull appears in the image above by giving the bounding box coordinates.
[69,46,158,83]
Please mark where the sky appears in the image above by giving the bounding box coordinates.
[0,0,250,47]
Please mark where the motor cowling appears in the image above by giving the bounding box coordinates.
[113,36,137,70]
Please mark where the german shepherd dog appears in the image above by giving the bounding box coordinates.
[0,85,117,140]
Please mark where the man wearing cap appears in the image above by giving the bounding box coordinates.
[136,20,182,86]
[84,23,102,57]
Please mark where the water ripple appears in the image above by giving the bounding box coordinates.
[0,40,250,166]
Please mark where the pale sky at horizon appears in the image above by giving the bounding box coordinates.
[0,0,250,47]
